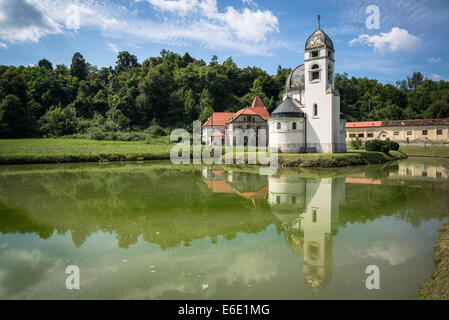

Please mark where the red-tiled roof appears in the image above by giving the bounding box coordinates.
[202,112,235,127]
[212,131,225,137]
[346,121,383,128]
[202,96,270,127]
[346,118,449,128]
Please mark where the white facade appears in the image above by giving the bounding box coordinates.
[269,24,347,154]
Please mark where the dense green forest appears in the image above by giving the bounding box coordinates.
[1,50,448,140]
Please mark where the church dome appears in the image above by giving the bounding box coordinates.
[285,64,305,92]
[305,27,334,51]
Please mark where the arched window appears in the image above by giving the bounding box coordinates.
[292,122,297,130]
[313,104,318,117]
[311,64,319,69]
[276,122,281,130]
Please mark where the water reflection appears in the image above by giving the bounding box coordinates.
[268,176,344,295]
[0,158,448,299]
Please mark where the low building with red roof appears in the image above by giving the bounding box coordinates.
[345,119,449,143]
[202,96,270,146]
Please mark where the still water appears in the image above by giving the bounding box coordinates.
[0,157,448,299]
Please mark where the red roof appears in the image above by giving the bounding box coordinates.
[202,96,270,127]
[346,121,383,128]
[346,118,449,128]
[212,131,225,137]
[202,112,235,127]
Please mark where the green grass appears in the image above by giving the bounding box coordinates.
[0,138,173,164]
[0,138,407,167]
[401,146,449,158]
[420,220,449,300]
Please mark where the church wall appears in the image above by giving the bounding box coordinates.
[269,118,305,153]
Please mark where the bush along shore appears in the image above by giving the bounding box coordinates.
[0,139,407,167]
[420,220,449,300]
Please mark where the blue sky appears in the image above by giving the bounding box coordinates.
[0,0,448,84]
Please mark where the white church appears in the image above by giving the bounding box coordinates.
[203,19,346,154]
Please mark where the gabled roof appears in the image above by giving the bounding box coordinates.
[202,112,235,127]
[202,96,270,127]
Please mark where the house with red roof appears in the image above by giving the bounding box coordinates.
[202,96,270,146]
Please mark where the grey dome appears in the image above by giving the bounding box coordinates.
[305,27,334,51]
[285,64,305,93]
[271,97,304,118]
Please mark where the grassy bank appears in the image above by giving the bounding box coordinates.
[0,139,173,164]
[401,146,449,158]
[0,138,406,167]
[420,220,449,300]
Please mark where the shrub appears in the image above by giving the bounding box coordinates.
[350,138,364,150]
[364,139,399,154]
[41,106,78,137]
[385,140,400,151]
[364,139,384,152]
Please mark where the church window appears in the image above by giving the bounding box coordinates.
[313,104,318,117]
[328,51,333,59]
[311,50,319,58]
[311,64,319,69]
[276,122,281,130]
[292,122,297,130]
[312,71,320,81]
[328,71,333,83]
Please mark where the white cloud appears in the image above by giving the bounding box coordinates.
[145,0,198,16]
[0,0,281,55]
[426,57,442,64]
[0,42,7,49]
[107,43,119,54]
[0,0,62,42]
[242,0,258,7]
[349,27,421,54]
[430,73,442,81]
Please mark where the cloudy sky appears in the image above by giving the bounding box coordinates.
[0,0,448,83]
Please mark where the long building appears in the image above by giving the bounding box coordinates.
[345,118,449,144]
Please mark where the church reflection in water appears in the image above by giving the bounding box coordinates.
[202,167,345,295]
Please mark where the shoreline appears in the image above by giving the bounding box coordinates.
[420,220,449,300]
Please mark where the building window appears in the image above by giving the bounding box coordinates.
[328,72,333,83]
[276,195,280,204]
[407,131,412,135]
[311,51,319,58]
[292,122,297,130]
[312,209,317,223]
[436,171,442,178]
[437,129,443,135]
[358,133,364,138]
[292,196,296,204]
[422,171,427,177]
[276,122,281,130]
[312,71,320,80]
[349,134,355,138]
[328,51,333,59]
[367,133,374,138]
[422,130,428,135]
[313,104,318,117]
[394,131,399,135]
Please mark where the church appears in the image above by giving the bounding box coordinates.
[202,19,346,154]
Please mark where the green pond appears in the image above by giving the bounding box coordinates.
[0,157,448,300]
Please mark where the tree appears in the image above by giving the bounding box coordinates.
[41,106,78,137]
[38,59,53,70]
[115,51,139,72]
[70,52,88,80]
[198,89,214,123]
[0,95,37,138]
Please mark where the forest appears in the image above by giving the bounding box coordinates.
[1,50,448,140]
